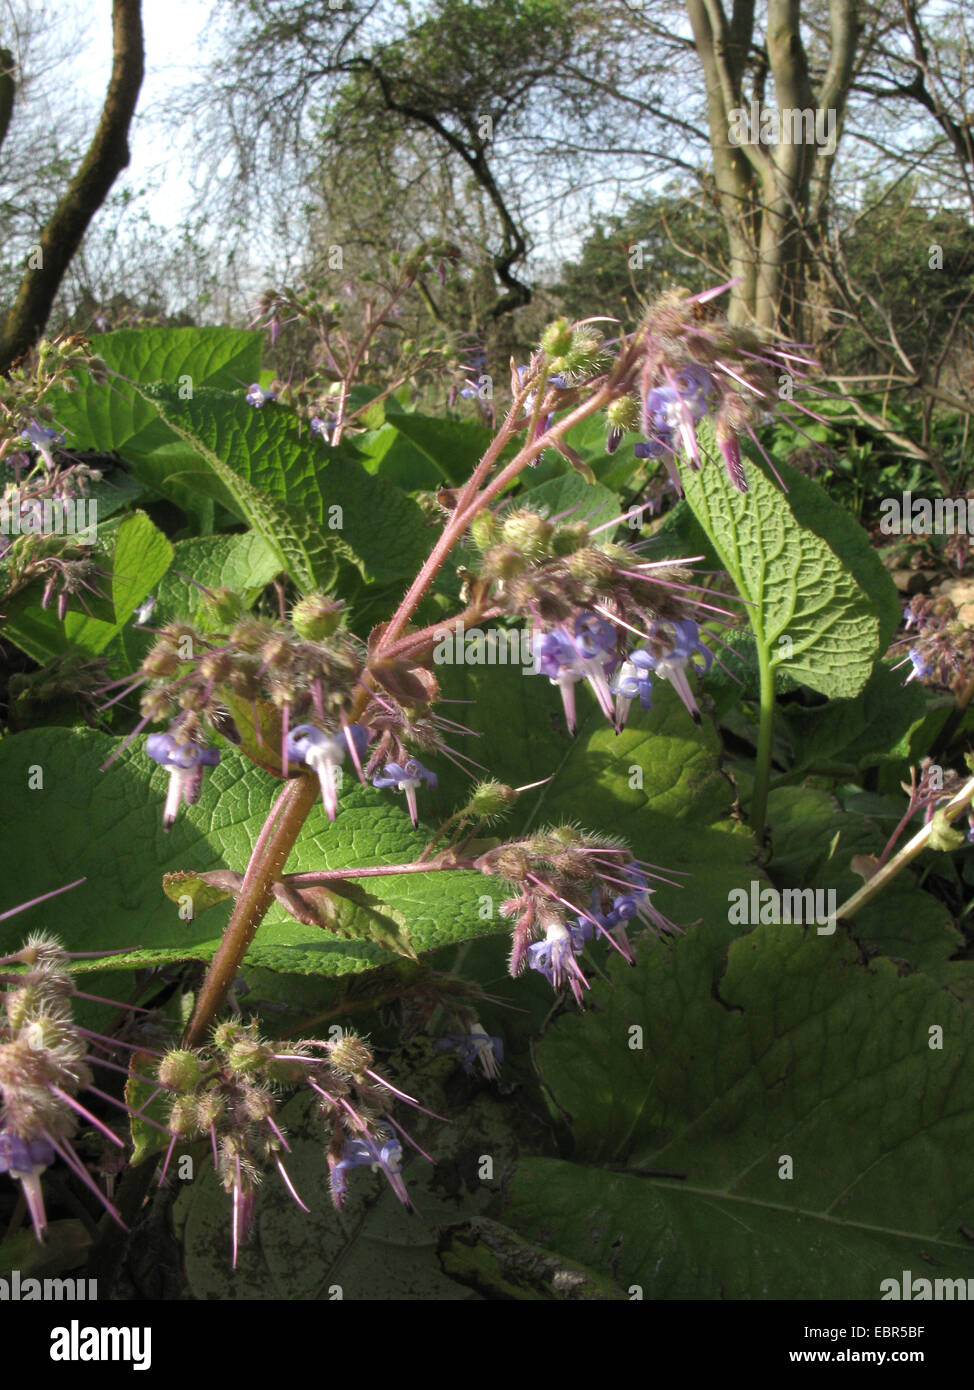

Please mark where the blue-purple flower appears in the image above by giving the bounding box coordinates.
[285,723,370,821]
[372,758,437,827]
[610,657,654,731]
[20,421,65,471]
[0,1131,56,1240]
[906,648,934,683]
[435,1021,503,1080]
[533,612,618,734]
[146,732,221,829]
[330,1132,411,1210]
[633,619,713,722]
[245,383,276,408]
[528,921,590,1006]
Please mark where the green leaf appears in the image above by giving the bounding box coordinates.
[89,325,263,389]
[507,922,974,1298]
[680,430,897,698]
[143,386,432,594]
[382,408,498,486]
[155,532,282,625]
[0,727,503,979]
[46,328,263,527]
[355,422,444,489]
[518,470,621,530]
[781,663,927,774]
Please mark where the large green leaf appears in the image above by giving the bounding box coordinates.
[680,430,898,699]
[780,662,927,774]
[382,407,498,486]
[0,727,500,977]
[142,387,433,593]
[507,921,974,1298]
[46,328,263,527]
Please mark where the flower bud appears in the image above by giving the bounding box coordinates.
[196,1090,226,1129]
[469,512,499,551]
[213,1021,246,1054]
[540,318,574,359]
[242,1086,274,1122]
[158,1049,204,1092]
[327,1032,373,1078]
[291,594,342,640]
[260,635,291,668]
[141,648,181,678]
[230,619,273,653]
[168,1095,200,1137]
[198,651,234,683]
[565,547,616,585]
[550,523,589,556]
[607,396,641,432]
[203,588,244,626]
[465,781,517,818]
[481,545,528,581]
[488,846,531,882]
[500,510,552,560]
[227,1038,268,1074]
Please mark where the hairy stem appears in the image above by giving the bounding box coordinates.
[835,774,974,922]
[183,775,320,1047]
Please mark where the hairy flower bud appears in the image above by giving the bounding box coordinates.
[327,1033,373,1079]
[540,318,574,359]
[158,1049,204,1092]
[465,781,518,818]
[481,545,528,581]
[469,512,499,551]
[213,1021,247,1054]
[203,588,245,627]
[227,1038,269,1074]
[291,594,342,640]
[565,547,616,585]
[549,523,589,556]
[168,1094,200,1137]
[607,396,641,432]
[500,510,552,560]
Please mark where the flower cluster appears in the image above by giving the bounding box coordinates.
[475,824,681,1005]
[893,594,974,692]
[631,286,820,493]
[105,589,376,813]
[0,934,125,1240]
[468,505,724,730]
[156,1023,426,1264]
[0,333,108,469]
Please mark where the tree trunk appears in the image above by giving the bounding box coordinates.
[0,0,144,373]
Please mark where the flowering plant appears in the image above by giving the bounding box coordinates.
[3,289,974,1302]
